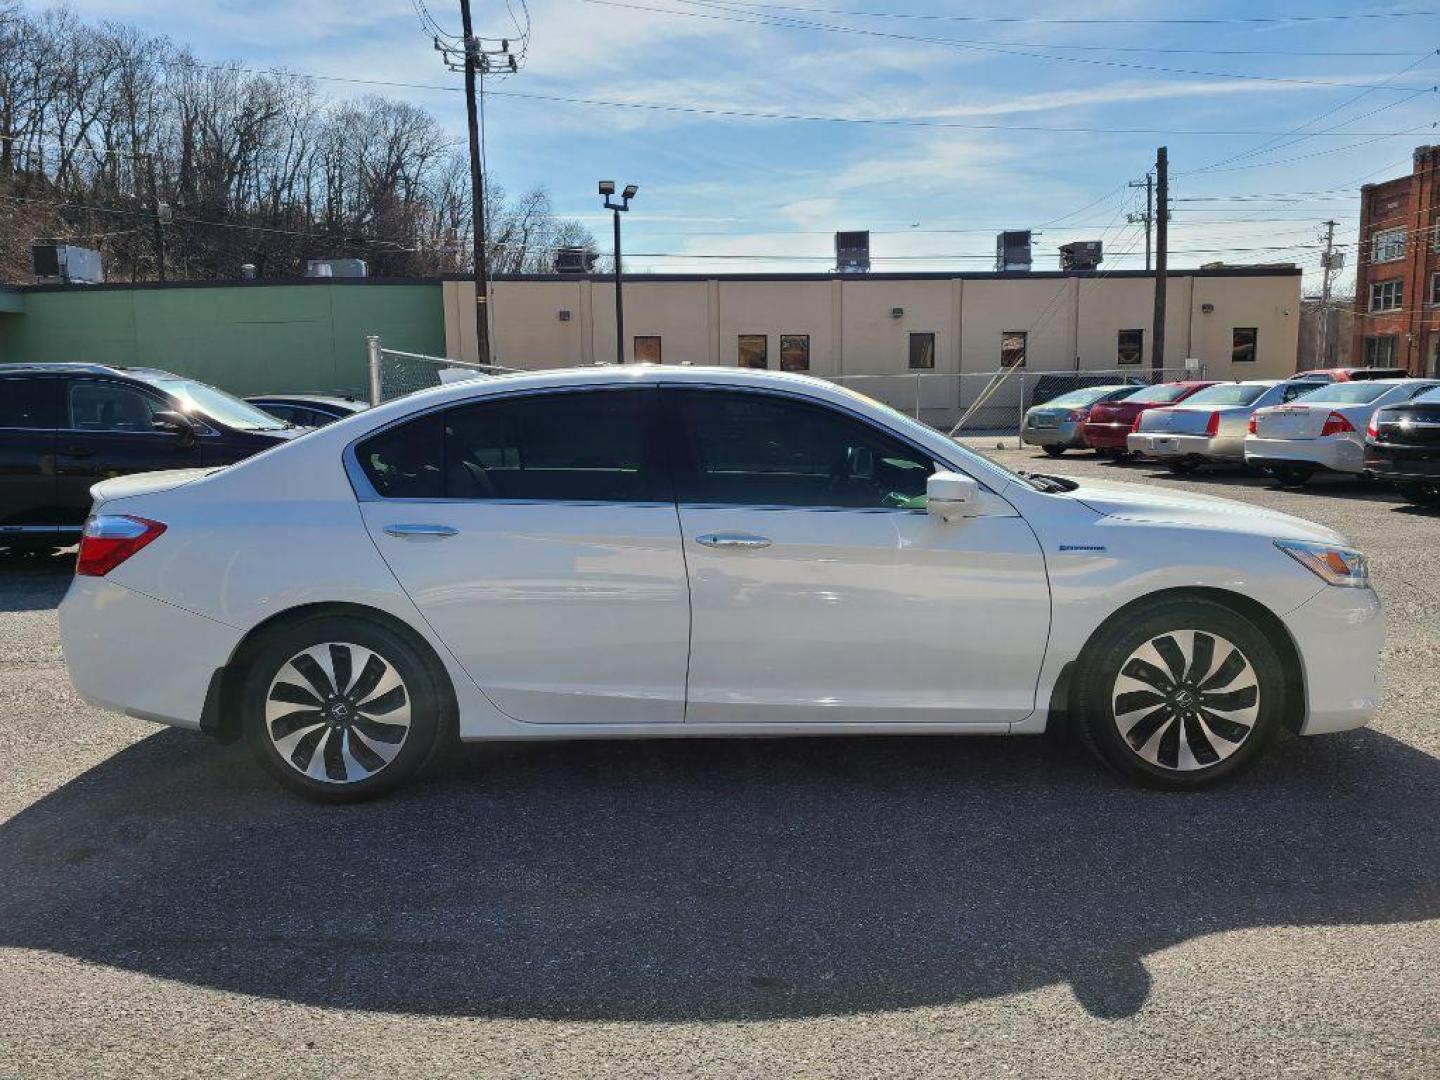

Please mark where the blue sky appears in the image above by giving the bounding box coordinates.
[49,1,1440,292]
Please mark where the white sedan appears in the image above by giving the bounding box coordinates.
[1246,378,1440,486]
[58,367,1383,801]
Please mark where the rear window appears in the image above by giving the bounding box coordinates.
[1295,383,1394,405]
[1043,386,1129,409]
[1126,383,1195,404]
[1182,383,1271,406]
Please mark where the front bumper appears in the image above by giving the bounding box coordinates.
[59,576,243,731]
[1246,436,1365,474]
[1282,584,1384,736]
[1126,432,1246,462]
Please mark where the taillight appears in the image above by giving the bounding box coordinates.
[1247,414,1258,435]
[1065,409,1086,423]
[1366,413,1380,438]
[1204,411,1221,437]
[76,515,166,577]
[1320,411,1355,437]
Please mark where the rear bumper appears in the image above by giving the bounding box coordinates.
[1283,585,1384,736]
[1364,447,1440,481]
[1081,422,1132,449]
[1126,432,1245,461]
[1021,420,1083,448]
[59,576,243,731]
[1246,436,1365,474]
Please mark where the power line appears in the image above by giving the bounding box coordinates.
[578,0,1438,91]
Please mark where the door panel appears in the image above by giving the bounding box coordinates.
[353,388,689,725]
[55,379,199,526]
[667,387,1050,725]
[0,376,59,537]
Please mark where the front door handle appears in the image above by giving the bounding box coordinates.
[695,532,771,550]
[60,446,94,459]
[383,523,459,539]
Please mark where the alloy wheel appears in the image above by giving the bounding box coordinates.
[265,642,412,784]
[1110,629,1260,772]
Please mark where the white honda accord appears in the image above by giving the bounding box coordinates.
[59,367,1383,801]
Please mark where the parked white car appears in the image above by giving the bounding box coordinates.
[59,367,1383,800]
[1246,378,1440,486]
[1128,380,1313,474]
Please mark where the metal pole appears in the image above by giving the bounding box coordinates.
[1017,370,1026,442]
[613,207,625,365]
[913,373,922,420]
[367,335,383,405]
[1151,146,1168,372]
[459,0,492,366]
[1144,173,1153,273]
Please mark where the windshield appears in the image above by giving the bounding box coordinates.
[1042,386,1129,409]
[1293,383,1395,405]
[1181,383,1270,407]
[143,377,290,430]
[1126,383,1195,404]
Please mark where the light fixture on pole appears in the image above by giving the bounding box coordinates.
[600,181,638,365]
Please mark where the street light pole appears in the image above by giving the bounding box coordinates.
[600,181,638,365]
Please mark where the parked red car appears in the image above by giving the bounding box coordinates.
[1081,380,1218,455]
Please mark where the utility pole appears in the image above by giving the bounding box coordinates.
[1318,219,1341,368]
[1151,146,1169,372]
[1128,172,1154,272]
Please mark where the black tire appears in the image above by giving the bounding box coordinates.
[1398,481,1440,509]
[1072,598,1287,790]
[241,614,443,802]
[1042,445,1066,457]
[1166,460,1198,476]
[1271,465,1313,488]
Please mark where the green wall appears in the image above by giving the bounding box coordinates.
[0,281,445,397]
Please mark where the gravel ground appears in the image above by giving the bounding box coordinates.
[1,448,1437,1079]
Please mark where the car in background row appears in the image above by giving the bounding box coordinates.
[1081,381,1217,457]
[1246,379,1440,486]
[1128,380,1306,474]
[0,363,304,552]
[1365,385,1440,508]
[1291,366,1410,385]
[246,394,370,428]
[1020,384,1142,456]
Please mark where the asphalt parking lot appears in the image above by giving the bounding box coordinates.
[1,449,1437,1079]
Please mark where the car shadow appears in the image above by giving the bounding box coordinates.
[2,727,1436,1022]
[0,549,74,611]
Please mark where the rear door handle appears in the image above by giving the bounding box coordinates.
[60,446,94,459]
[383,523,459,539]
[695,532,771,550]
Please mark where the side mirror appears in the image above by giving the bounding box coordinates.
[926,470,980,521]
[152,410,197,447]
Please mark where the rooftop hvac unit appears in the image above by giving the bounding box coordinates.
[1059,241,1103,271]
[996,231,1032,272]
[31,243,104,285]
[835,230,871,273]
[305,258,368,278]
[554,246,598,274]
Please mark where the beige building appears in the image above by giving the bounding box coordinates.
[441,268,1300,424]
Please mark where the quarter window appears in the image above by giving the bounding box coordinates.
[1001,331,1027,368]
[1371,226,1406,263]
[67,381,165,432]
[738,334,768,369]
[0,378,56,430]
[1370,279,1403,312]
[779,334,810,372]
[673,390,934,510]
[1232,327,1258,364]
[907,332,936,370]
[1117,329,1144,365]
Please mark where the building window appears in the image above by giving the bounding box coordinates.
[1232,327,1258,364]
[1364,335,1398,367]
[909,332,936,369]
[633,335,662,364]
[779,334,810,372]
[1000,330,1026,368]
[1431,272,1440,306]
[738,334,768,369]
[1370,279,1403,312]
[1371,226,1406,263]
[1117,328,1144,365]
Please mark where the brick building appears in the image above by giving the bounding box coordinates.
[1353,145,1440,374]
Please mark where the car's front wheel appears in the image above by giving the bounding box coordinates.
[241,615,443,802]
[1073,598,1286,789]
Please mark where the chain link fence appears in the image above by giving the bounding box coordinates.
[366,336,519,404]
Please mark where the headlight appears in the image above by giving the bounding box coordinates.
[1274,539,1369,588]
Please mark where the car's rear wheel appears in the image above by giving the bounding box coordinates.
[1166,460,1198,476]
[241,615,442,802]
[1042,445,1066,457]
[1397,480,1440,509]
[1271,465,1313,488]
[1073,599,1286,789]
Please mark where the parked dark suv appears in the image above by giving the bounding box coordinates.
[0,363,304,551]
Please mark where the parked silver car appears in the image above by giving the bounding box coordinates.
[1021,384,1142,456]
[1128,380,1312,474]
